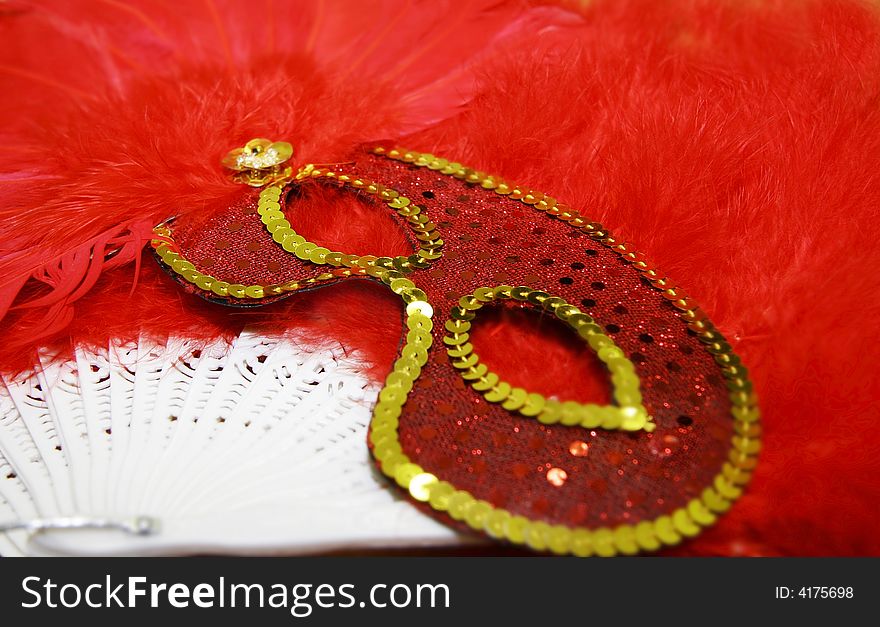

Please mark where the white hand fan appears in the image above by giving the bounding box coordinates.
[0,328,468,556]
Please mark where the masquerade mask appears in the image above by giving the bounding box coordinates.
[151,140,760,556]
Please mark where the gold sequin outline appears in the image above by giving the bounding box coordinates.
[369,146,760,556]
[446,286,653,432]
[148,160,447,298]
[256,167,444,276]
[149,226,373,299]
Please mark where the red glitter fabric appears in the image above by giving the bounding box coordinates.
[165,191,335,304]
[162,148,737,534]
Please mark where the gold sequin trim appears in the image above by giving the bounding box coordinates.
[369,145,761,556]
[149,159,446,297]
[149,226,365,298]
[446,285,652,432]
[256,166,443,274]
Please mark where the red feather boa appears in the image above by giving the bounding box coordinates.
[1,0,879,556]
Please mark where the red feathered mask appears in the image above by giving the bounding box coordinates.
[150,143,757,555]
[1,0,879,556]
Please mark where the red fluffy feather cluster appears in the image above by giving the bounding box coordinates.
[1,0,878,555]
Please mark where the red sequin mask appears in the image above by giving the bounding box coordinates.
[151,143,760,556]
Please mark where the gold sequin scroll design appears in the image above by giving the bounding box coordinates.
[256,167,444,276]
[150,226,362,299]
[445,286,652,432]
[150,166,444,298]
[368,146,760,556]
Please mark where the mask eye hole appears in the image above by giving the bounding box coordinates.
[283,184,415,258]
[467,304,612,406]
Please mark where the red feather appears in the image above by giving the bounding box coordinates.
[0,0,576,346]
[1,0,878,556]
